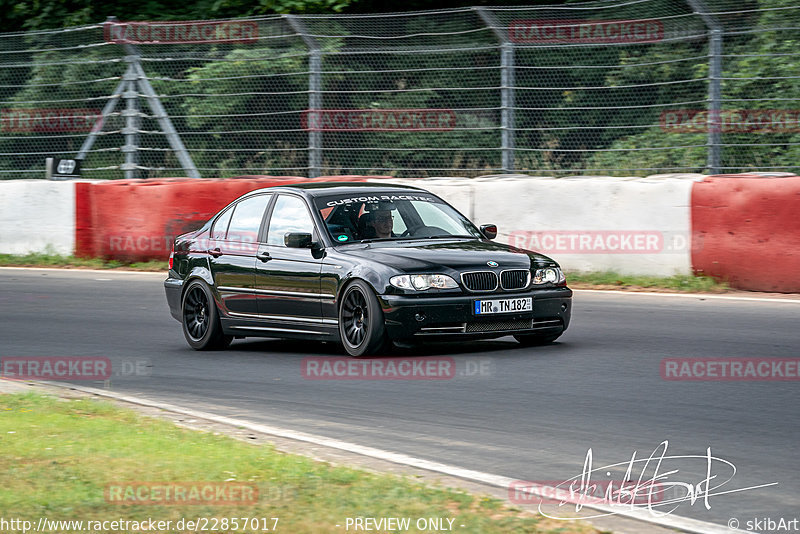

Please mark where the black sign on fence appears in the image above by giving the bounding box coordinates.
[45,157,82,180]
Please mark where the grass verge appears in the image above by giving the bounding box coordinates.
[0,393,596,534]
[565,271,728,293]
[0,252,167,271]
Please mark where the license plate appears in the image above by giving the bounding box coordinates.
[474,297,532,315]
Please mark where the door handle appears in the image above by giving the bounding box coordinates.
[208,247,223,258]
[256,251,272,262]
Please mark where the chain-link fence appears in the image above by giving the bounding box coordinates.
[0,0,798,179]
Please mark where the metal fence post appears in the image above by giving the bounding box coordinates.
[78,18,201,178]
[130,60,201,179]
[501,42,516,173]
[707,28,723,174]
[121,40,201,179]
[685,0,723,175]
[121,61,139,179]
[286,15,322,179]
[475,7,515,173]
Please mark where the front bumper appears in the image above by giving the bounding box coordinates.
[378,287,572,340]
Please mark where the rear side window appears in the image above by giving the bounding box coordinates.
[226,194,272,243]
[211,207,233,240]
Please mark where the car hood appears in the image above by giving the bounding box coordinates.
[336,238,558,272]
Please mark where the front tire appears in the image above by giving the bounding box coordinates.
[339,280,389,357]
[181,280,232,351]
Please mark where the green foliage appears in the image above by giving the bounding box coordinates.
[0,251,170,270]
[176,47,312,176]
[212,0,355,15]
[0,0,359,32]
[565,271,729,292]
[585,129,708,174]
[0,0,798,178]
[582,0,800,174]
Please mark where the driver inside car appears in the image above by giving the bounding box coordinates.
[359,204,395,239]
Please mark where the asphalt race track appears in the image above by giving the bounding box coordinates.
[1,268,798,531]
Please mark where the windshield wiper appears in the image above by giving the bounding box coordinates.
[417,234,478,240]
[359,237,403,243]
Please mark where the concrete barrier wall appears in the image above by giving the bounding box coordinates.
[76,176,372,262]
[474,176,699,276]
[376,175,701,276]
[692,175,800,292]
[0,180,77,255]
[3,173,800,292]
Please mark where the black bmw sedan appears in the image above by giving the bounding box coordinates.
[165,182,572,356]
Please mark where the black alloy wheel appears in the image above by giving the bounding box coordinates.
[339,280,389,357]
[181,280,232,350]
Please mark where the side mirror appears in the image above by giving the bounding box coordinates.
[284,232,313,248]
[480,224,497,240]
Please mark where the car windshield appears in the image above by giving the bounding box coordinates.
[313,192,483,244]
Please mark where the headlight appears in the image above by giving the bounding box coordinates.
[532,267,566,285]
[390,274,459,291]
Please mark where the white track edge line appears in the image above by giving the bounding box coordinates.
[24,380,747,534]
[575,289,800,304]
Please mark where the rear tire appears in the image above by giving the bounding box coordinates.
[338,280,389,357]
[514,332,562,347]
[182,280,232,351]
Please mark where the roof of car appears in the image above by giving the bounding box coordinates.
[248,181,428,198]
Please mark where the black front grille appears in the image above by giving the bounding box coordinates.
[461,271,498,291]
[500,269,529,290]
[466,319,532,333]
